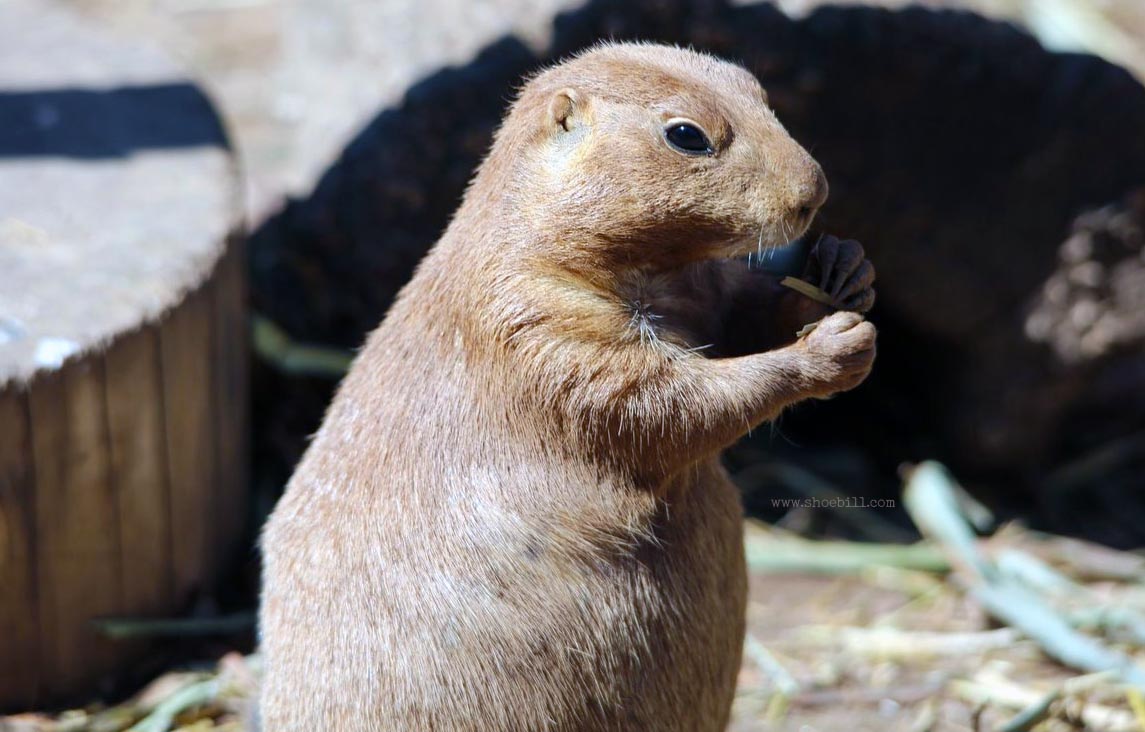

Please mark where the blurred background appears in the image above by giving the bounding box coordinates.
[58,0,1145,217]
[3,0,1145,730]
[57,0,1145,223]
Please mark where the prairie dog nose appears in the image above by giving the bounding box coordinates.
[796,165,829,220]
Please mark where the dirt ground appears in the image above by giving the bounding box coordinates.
[737,563,1048,731]
[736,572,977,732]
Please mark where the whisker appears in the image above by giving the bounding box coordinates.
[771,221,787,260]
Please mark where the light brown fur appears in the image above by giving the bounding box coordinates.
[259,42,876,731]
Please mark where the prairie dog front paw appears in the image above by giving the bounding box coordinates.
[798,311,876,397]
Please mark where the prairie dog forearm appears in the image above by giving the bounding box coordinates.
[545,310,874,478]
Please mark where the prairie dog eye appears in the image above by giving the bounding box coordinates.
[664,120,714,155]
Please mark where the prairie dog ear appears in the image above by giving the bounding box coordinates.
[548,89,585,132]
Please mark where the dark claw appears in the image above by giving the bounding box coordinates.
[835,259,875,303]
[841,288,876,314]
[827,241,865,297]
[813,237,838,292]
[803,235,876,314]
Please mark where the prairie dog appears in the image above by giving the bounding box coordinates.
[260,42,876,731]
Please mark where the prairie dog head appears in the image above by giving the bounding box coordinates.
[487,42,826,273]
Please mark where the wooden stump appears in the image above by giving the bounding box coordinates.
[0,1,247,708]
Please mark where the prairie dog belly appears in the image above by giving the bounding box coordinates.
[259,458,745,732]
